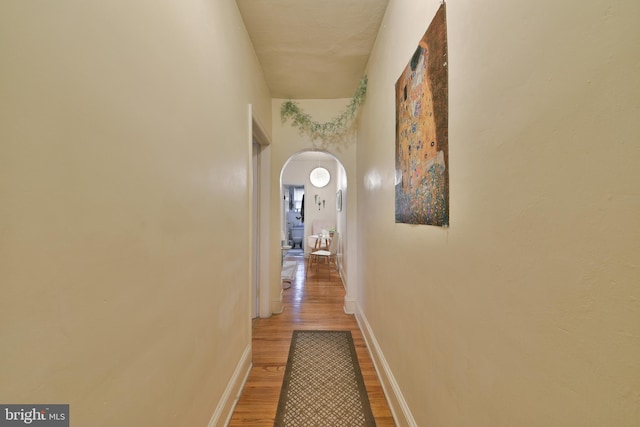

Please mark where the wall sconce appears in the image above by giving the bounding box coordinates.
[314,194,325,210]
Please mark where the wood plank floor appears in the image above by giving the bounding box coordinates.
[228,250,395,426]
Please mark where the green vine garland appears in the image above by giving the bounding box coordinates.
[280,75,368,141]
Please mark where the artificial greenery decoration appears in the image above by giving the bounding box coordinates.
[280,75,368,142]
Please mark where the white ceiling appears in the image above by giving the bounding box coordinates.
[236,0,389,99]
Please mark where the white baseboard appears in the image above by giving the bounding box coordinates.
[271,288,284,314]
[337,262,356,314]
[207,344,252,427]
[343,296,356,314]
[355,305,417,427]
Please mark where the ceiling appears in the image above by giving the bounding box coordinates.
[236,0,389,99]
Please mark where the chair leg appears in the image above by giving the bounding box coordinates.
[306,254,315,274]
[307,254,336,275]
[316,255,329,273]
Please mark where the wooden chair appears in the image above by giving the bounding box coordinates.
[307,232,339,274]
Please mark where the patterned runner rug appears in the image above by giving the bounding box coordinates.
[274,330,376,426]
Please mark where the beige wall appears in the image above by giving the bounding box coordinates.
[271,99,358,312]
[358,0,640,426]
[0,1,270,426]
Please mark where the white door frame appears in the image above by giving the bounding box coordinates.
[248,105,271,319]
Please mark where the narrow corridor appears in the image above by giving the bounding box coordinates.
[229,249,395,426]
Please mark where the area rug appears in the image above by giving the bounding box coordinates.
[274,330,376,426]
[281,261,298,290]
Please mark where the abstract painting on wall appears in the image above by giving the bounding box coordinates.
[395,3,449,226]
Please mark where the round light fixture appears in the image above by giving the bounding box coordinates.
[309,167,331,188]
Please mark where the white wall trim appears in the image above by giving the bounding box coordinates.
[250,105,273,320]
[355,304,417,427]
[271,288,284,315]
[339,265,356,314]
[343,295,356,314]
[207,345,252,427]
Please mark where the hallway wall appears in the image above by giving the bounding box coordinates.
[357,0,640,426]
[0,1,270,426]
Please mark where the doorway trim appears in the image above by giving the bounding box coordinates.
[279,149,354,312]
[249,105,271,319]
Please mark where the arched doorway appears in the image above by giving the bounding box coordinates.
[279,150,348,285]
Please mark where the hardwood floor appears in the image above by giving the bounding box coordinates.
[228,250,395,426]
